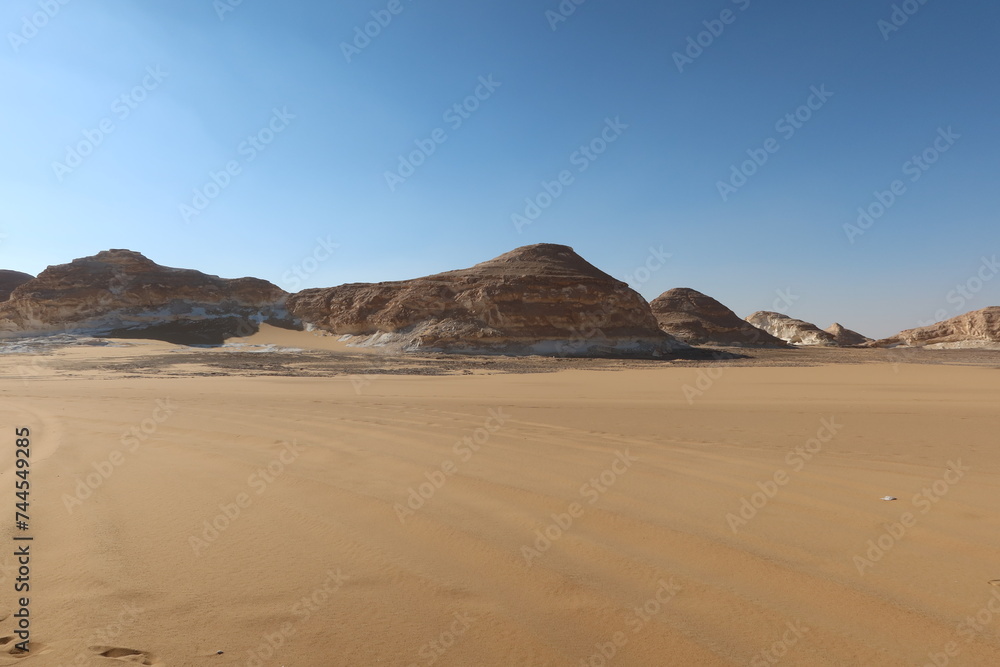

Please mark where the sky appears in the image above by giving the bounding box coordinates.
[1,0,998,339]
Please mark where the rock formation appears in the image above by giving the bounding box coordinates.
[0,250,293,344]
[650,288,788,347]
[0,270,33,302]
[870,307,1000,348]
[288,243,688,356]
[824,323,872,347]
[745,311,838,346]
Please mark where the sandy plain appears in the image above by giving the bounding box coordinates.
[0,327,998,666]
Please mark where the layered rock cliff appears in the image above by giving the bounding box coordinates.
[745,311,838,346]
[0,250,292,344]
[824,323,872,347]
[650,288,787,347]
[288,244,688,356]
[0,270,33,302]
[871,307,1000,348]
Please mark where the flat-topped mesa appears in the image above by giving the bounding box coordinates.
[824,322,872,347]
[870,306,1000,349]
[650,288,788,347]
[0,270,34,302]
[0,249,294,344]
[746,311,838,347]
[288,243,688,357]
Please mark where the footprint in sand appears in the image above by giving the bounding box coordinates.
[0,636,49,658]
[89,646,161,665]
[989,580,1000,587]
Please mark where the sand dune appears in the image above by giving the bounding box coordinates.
[1,347,999,665]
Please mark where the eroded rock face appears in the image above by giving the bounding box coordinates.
[871,307,1000,349]
[288,243,688,356]
[0,250,292,344]
[0,270,34,302]
[745,311,838,346]
[650,288,787,347]
[824,323,872,347]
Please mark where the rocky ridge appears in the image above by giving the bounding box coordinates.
[650,288,788,347]
[745,311,838,346]
[824,323,872,347]
[870,307,1000,349]
[287,243,687,356]
[0,250,292,344]
[0,270,33,302]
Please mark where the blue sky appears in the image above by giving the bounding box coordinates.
[1,0,997,338]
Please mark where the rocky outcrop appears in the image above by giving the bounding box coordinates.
[288,243,688,357]
[745,311,838,346]
[650,288,788,347]
[0,250,293,344]
[824,323,871,347]
[870,307,1000,349]
[0,270,33,302]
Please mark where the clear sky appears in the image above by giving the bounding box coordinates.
[2,0,998,338]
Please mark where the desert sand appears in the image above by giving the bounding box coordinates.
[1,330,999,666]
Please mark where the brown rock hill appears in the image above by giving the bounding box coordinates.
[824,323,872,346]
[871,307,1000,348]
[0,250,292,344]
[0,270,34,301]
[288,243,688,356]
[746,311,838,346]
[650,288,787,347]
